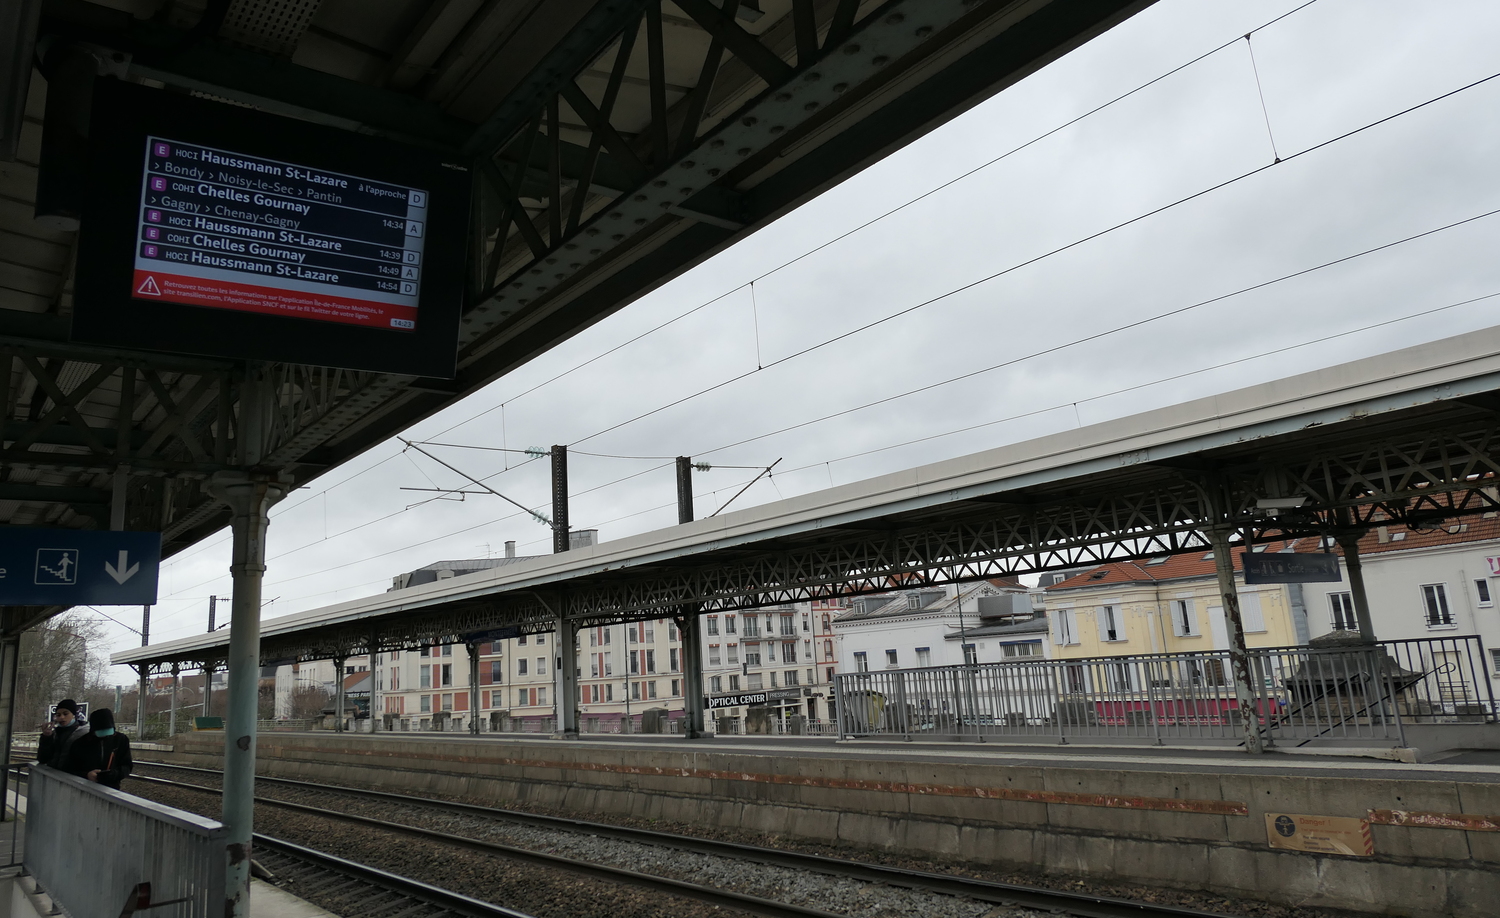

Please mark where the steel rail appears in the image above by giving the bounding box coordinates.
[140,773,847,918]
[136,763,1233,918]
[253,833,539,918]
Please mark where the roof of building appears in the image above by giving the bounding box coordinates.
[833,580,1023,624]
[943,613,1049,641]
[1047,515,1500,592]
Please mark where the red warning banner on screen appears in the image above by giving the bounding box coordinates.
[131,270,418,331]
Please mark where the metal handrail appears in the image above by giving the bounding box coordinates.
[834,635,1493,743]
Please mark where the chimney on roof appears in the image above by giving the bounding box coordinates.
[504,541,516,558]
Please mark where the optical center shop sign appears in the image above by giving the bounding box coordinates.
[706,689,802,710]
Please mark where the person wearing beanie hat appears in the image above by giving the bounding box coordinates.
[37,699,89,770]
[66,708,133,790]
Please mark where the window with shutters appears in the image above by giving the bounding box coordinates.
[725,615,736,634]
[916,647,931,667]
[517,659,527,675]
[711,676,723,693]
[744,644,761,666]
[782,642,797,664]
[709,645,721,666]
[1053,609,1077,645]
[646,649,656,673]
[1422,584,1454,627]
[670,648,680,671]
[1240,593,1266,633]
[707,617,719,635]
[1171,599,1199,637]
[441,664,452,687]
[728,643,739,664]
[854,652,868,673]
[420,667,430,688]
[1476,579,1493,608]
[1098,606,1122,642]
[536,656,546,675]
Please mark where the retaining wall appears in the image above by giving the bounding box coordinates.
[152,734,1500,917]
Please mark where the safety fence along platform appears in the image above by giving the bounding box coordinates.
[835,635,1496,745]
[24,765,226,917]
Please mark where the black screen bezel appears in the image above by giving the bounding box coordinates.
[73,80,470,378]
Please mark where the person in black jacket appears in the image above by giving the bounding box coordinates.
[66,708,132,790]
[37,699,88,769]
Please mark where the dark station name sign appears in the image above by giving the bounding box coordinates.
[134,138,428,332]
[1241,551,1341,584]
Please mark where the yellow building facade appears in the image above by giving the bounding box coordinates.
[1044,549,1305,660]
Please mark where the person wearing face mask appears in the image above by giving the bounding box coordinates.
[37,699,90,770]
[66,708,132,790]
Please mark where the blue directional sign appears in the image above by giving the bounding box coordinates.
[0,529,161,605]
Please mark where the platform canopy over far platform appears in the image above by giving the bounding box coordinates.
[115,325,1500,668]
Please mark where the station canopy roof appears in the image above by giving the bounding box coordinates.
[113,324,1500,669]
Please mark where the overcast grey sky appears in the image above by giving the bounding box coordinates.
[98,0,1500,677]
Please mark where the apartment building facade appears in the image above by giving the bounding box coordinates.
[832,580,1043,676]
[701,600,840,729]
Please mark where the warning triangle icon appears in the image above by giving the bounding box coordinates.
[136,275,162,296]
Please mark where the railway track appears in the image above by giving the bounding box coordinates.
[134,761,1233,918]
[254,834,539,918]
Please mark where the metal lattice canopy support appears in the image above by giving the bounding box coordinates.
[0,0,1154,565]
[113,329,1500,674]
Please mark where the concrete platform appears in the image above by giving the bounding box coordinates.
[251,879,337,918]
[145,730,1500,918]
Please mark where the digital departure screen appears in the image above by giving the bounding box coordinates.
[75,80,470,377]
[134,139,429,331]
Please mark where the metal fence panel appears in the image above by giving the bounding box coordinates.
[834,636,1493,745]
[25,765,226,918]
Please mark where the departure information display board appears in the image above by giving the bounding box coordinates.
[135,138,429,332]
[75,80,469,377]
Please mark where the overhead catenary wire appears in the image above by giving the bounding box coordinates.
[683,205,1500,463]
[560,65,1500,450]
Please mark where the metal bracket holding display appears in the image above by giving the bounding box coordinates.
[73,80,470,377]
